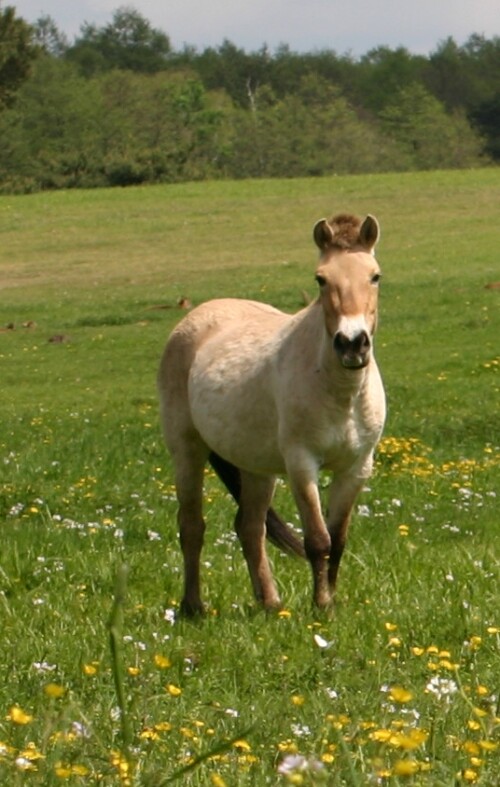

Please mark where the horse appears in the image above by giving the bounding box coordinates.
[158,212,386,615]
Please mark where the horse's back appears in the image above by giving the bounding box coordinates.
[160,298,287,379]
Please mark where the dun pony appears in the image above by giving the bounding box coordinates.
[158,212,385,614]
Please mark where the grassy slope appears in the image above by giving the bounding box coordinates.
[0,170,499,785]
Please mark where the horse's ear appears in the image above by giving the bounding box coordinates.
[313,219,333,250]
[359,214,380,251]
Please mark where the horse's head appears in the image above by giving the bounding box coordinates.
[313,213,381,370]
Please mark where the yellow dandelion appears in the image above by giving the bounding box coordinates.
[278,609,292,618]
[478,740,497,752]
[110,750,132,780]
[127,666,140,676]
[388,636,402,648]
[44,683,66,699]
[476,685,489,697]
[385,622,398,631]
[392,759,419,776]
[139,728,160,741]
[166,683,182,697]
[82,663,98,676]
[71,764,90,776]
[239,752,259,765]
[462,768,479,782]
[321,752,335,763]
[439,659,459,671]
[155,721,173,732]
[154,654,172,669]
[462,741,480,756]
[233,739,251,752]
[291,694,305,706]
[370,729,392,743]
[389,729,428,750]
[55,762,89,778]
[389,686,413,704]
[411,646,425,656]
[19,742,44,761]
[211,774,227,787]
[55,763,72,778]
[486,626,499,634]
[7,705,33,725]
[467,720,481,732]
[278,740,298,753]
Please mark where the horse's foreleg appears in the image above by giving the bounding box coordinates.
[173,444,208,616]
[326,474,364,594]
[286,455,332,608]
[235,472,281,610]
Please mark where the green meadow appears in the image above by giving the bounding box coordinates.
[0,169,499,785]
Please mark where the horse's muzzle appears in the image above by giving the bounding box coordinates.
[333,330,371,369]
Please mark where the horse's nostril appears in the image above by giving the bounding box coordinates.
[333,332,350,354]
[334,330,371,368]
[356,330,371,354]
[334,331,370,353]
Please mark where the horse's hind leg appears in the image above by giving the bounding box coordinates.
[234,472,281,610]
[173,439,209,616]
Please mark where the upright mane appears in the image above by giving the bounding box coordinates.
[313,213,379,253]
[325,214,363,249]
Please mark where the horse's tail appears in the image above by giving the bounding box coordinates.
[208,451,306,559]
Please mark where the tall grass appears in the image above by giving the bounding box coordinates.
[0,170,498,784]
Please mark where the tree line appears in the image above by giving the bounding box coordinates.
[0,5,498,193]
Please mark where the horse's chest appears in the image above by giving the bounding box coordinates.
[313,405,379,470]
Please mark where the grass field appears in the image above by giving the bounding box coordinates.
[0,169,499,785]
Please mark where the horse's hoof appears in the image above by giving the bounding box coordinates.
[180,599,205,618]
[314,592,333,610]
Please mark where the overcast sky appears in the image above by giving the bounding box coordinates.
[10,0,500,55]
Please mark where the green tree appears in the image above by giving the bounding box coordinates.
[471,92,500,161]
[352,46,427,112]
[0,4,38,108]
[66,6,171,75]
[0,56,104,190]
[97,71,224,185]
[225,75,404,179]
[32,14,69,57]
[379,83,487,170]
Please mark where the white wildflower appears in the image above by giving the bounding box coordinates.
[425,676,458,701]
[32,661,57,673]
[313,633,331,649]
[278,753,324,775]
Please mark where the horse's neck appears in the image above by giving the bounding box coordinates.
[300,303,372,404]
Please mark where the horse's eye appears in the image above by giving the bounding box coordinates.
[371,273,381,285]
[315,274,326,287]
